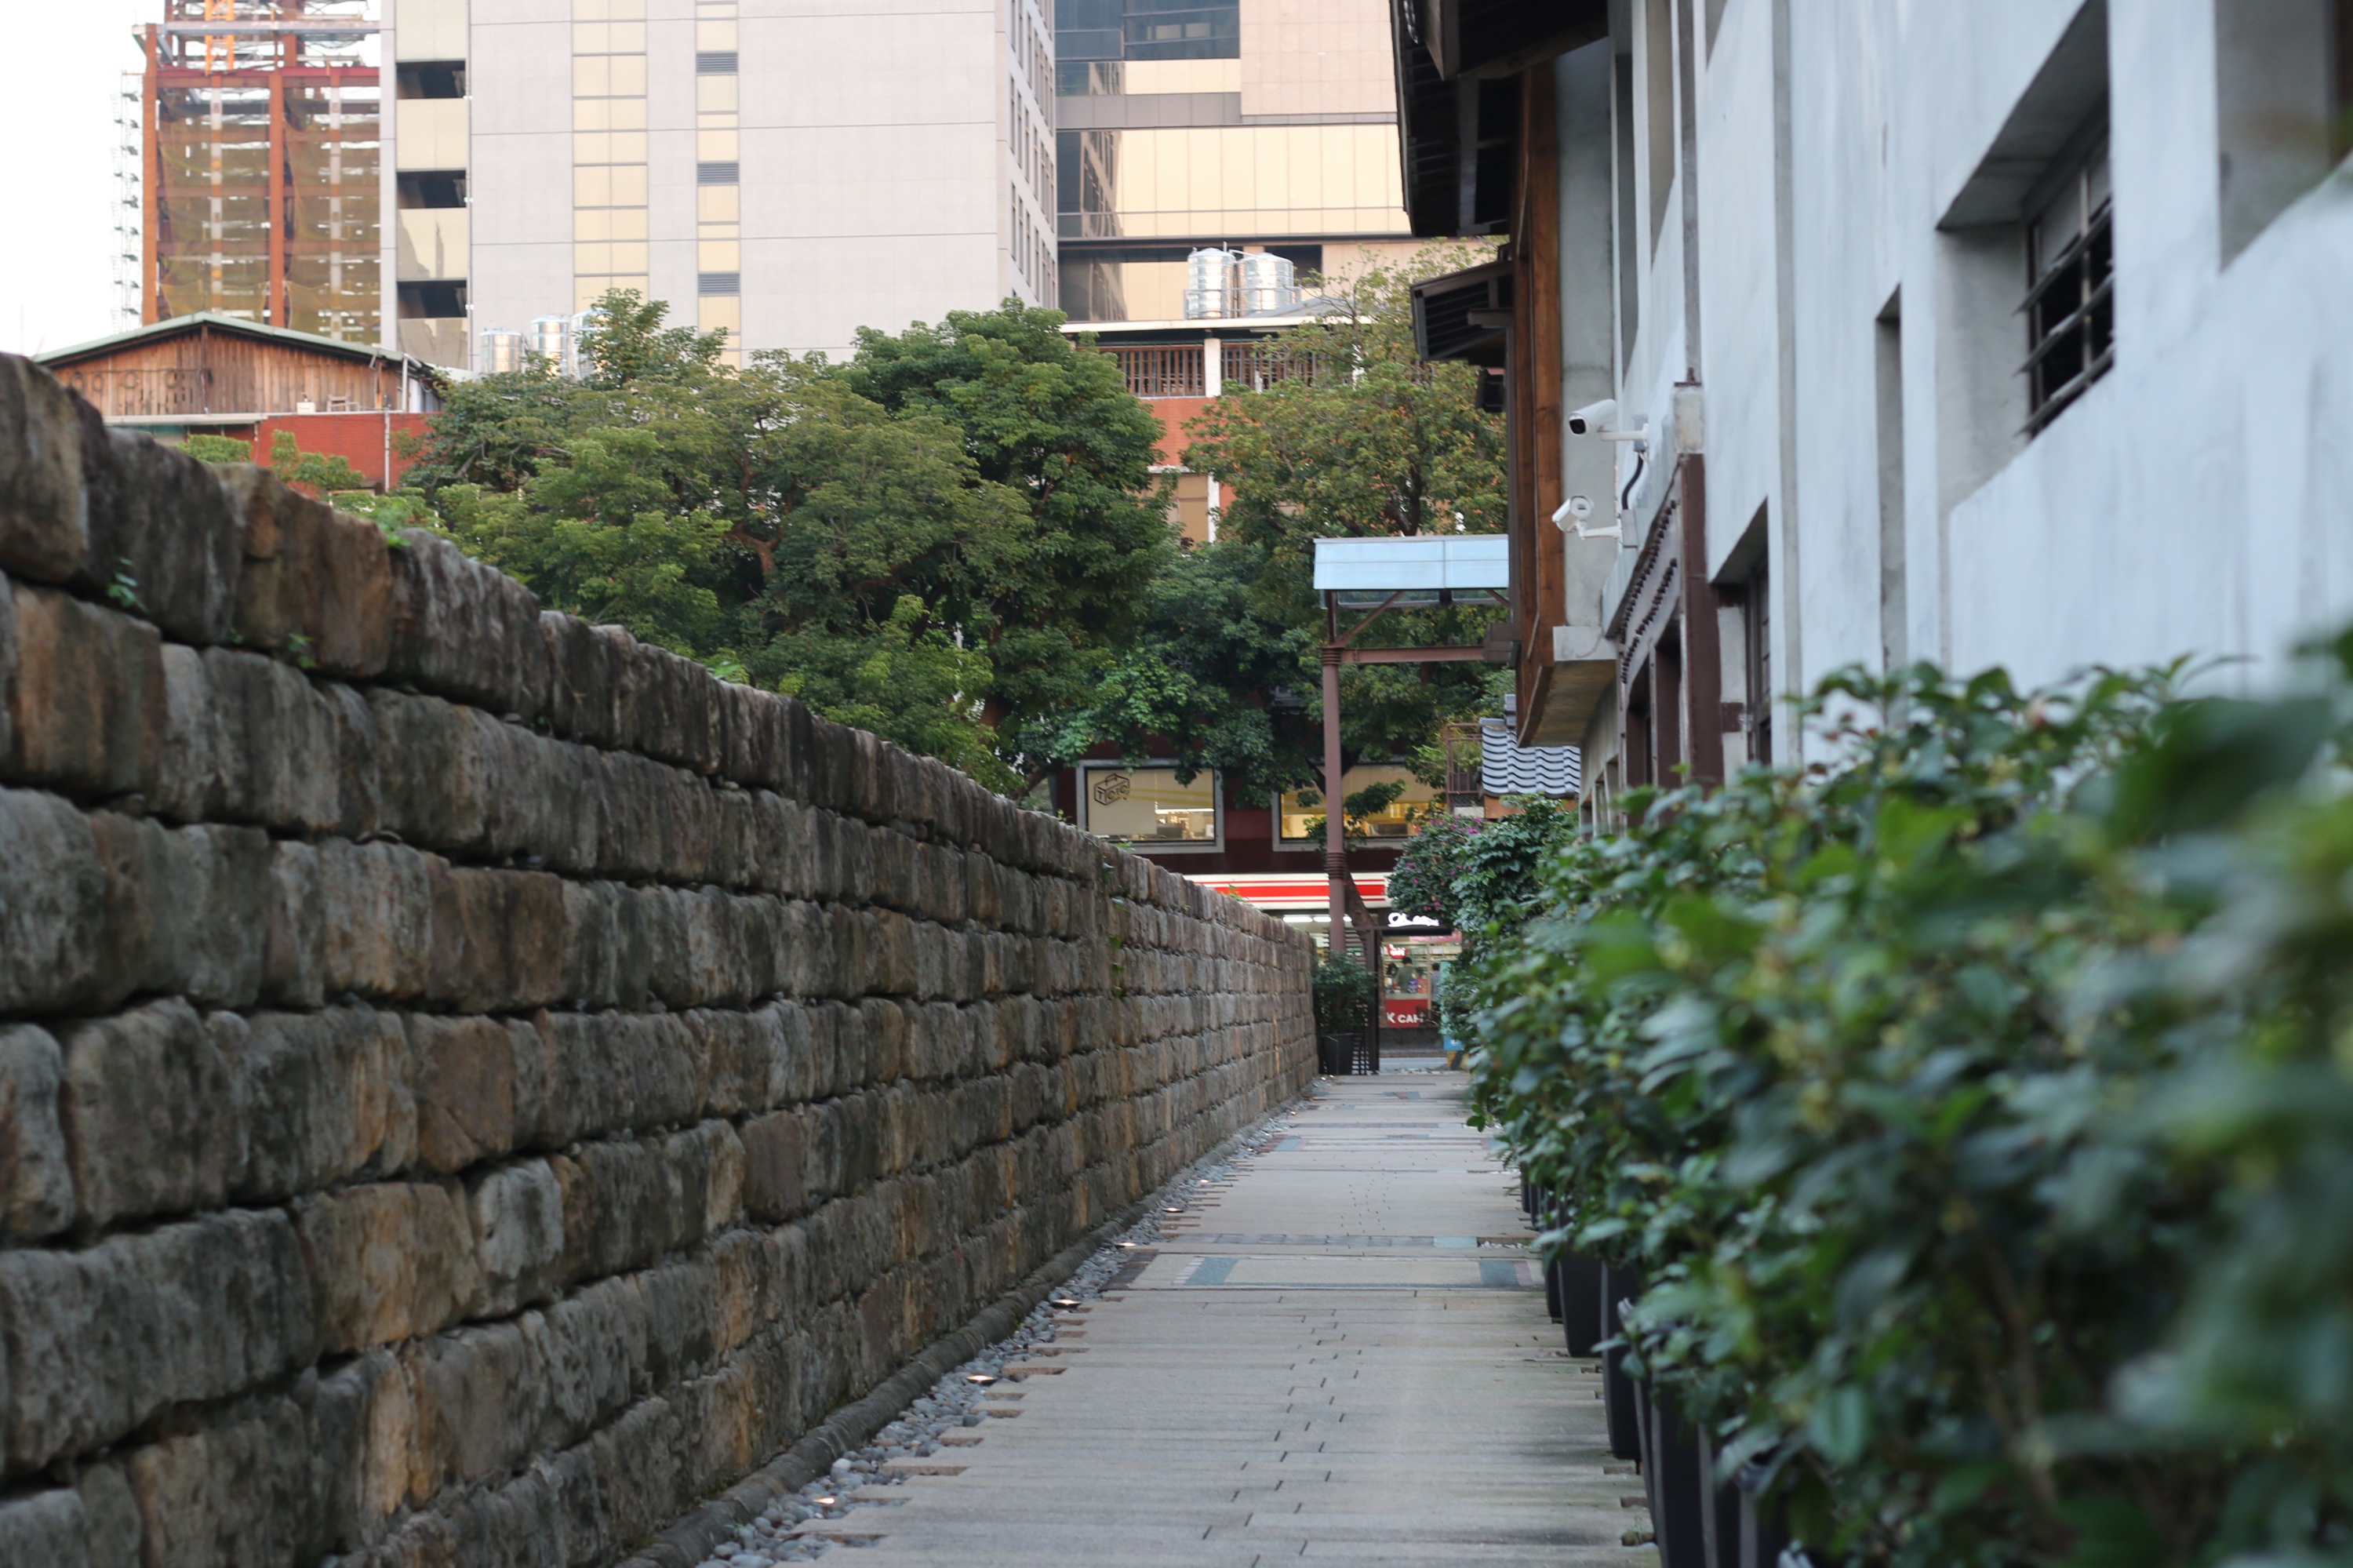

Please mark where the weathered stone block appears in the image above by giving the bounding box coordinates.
[0,358,92,585]
[221,1006,414,1202]
[427,865,569,1012]
[467,1158,565,1318]
[739,1109,808,1222]
[150,642,225,822]
[0,1207,318,1472]
[260,839,325,1007]
[89,431,245,646]
[618,639,721,774]
[523,1275,649,1452]
[316,839,435,999]
[217,466,393,676]
[0,1486,89,1568]
[298,1181,481,1353]
[364,686,486,852]
[409,1014,533,1174]
[74,1459,140,1568]
[554,1131,716,1284]
[124,1395,304,1568]
[0,1025,72,1244]
[2,580,164,800]
[0,788,105,1013]
[201,646,339,832]
[716,680,804,795]
[386,530,551,721]
[406,1320,535,1491]
[56,999,242,1229]
[540,610,627,746]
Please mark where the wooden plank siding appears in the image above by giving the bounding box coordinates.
[47,323,402,421]
[1511,64,1568,745]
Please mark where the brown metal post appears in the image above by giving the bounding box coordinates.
[267,67,287,326]
[142,25,162,323]
[1322,641,1347,970]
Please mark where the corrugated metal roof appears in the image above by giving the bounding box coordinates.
[1479,716,1581,797]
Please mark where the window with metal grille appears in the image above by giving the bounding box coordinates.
[696,50,738,73]
[696,161,740,185]
[2022,132,2113,433]
[698,271,740,297]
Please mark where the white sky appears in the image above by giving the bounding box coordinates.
[0,0,162,356]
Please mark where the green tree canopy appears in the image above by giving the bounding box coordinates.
[1066,244,1511,798]
[395,292,1173,790]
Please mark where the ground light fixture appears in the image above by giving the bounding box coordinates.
[1050,1296,1082,1308]
[965,1373,997,1385]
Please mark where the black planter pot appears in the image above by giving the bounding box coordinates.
[1601,1264,1644,1460]
[1696,1421,1744,1568]
[1559,1252,1605,1356]
[1318,1032,1369,1075]
[1737,1461,1795,1568]
[1646,1383,1711,1568]
[1544,1253,1564,1322]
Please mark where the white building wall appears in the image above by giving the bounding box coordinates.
[467,0,1040,361]
[1587,0,2353,762]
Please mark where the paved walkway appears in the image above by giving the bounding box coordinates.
[829,1071,1653,1566]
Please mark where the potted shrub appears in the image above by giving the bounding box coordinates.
[1312,957,1376,1073]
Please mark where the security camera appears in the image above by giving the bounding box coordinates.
[1551,492,1620,542]
[1566,398,1617,437]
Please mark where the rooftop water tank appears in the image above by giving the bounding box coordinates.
[1184,247,1240,319]
[529,315,571,373]
[1241,252,1300,315]
[478,328,526,375]
[569,308,608,380]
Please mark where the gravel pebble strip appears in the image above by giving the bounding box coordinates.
[681,1116,1300,1566]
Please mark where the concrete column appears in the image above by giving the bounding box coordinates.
[1202,335,1220,397]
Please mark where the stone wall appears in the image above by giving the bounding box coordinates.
[0,355,1316,1567]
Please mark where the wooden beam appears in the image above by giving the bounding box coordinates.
[1337,645,1493,664]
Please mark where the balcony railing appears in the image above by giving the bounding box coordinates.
[1104,344,1205,399]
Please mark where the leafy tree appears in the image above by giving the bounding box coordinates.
[266,429,369,496]
[394,291,1172,786]
[180,433,252,464]
[1141,244,1510,793]
[831,304,1174,777]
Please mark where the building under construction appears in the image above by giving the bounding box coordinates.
[137,0,383,344]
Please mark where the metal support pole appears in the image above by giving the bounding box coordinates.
[1321,642,1347,968]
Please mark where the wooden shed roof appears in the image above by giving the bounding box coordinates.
[34,312,420,373]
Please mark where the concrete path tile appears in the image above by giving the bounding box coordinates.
[849,1072,1657,1566]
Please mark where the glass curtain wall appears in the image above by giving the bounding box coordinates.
[573,0,649,311]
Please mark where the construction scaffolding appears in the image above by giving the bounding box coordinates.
[139,0,381,342]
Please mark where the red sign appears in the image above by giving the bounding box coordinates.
[1382,999,1428,1028]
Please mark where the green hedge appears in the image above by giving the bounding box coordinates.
[1457,655,2353,1567]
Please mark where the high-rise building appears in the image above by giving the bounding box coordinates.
[133,1,387,344]
[1052,0,1416,324]
[133,0,1054,369]
[385,0,1055,367]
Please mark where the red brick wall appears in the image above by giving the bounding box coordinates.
[254,410,433,491]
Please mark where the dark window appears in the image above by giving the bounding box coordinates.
[396,280,467,318]
[1740,557,1772,767]
[698,271,741,297]
[697,161,740,185]
[396,171,467,209]
[395,60,465,99]
[2022,128,2112,433]
[696,50,739,73]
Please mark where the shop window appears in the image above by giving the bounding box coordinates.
[1277,766,1439,842]
[1078,763,1220,846]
